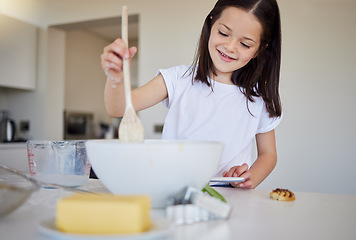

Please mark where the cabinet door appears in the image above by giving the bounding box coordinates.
[0,14,37,90]
[0,146,29,173]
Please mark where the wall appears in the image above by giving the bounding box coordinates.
[45,28,66,140]
[259,0,356,195]
[63,30,139,133]
[1,0,355,195]
[64,30,112,128]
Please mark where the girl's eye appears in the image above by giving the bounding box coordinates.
[241,42,251,49]
[218,31,228,37]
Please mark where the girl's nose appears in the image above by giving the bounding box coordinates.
[224,40,238,53]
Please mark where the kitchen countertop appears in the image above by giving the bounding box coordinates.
[1,179,356,240]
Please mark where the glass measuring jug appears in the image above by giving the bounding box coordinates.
[27,140,91,187]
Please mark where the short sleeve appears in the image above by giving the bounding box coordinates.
[156,65,189,108]
[256,106,283,134]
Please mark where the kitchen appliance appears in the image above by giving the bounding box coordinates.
[0,110,16,142]
[63,111,93,140]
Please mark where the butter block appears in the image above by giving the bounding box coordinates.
[56,193,151,234]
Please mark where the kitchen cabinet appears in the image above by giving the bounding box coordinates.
[0,14,37,90]
[0,143,29,173]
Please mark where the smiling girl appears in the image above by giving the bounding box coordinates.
[101,0,282,189]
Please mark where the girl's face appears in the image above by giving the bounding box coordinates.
[208,7,263,83]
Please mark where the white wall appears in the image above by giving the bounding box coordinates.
[1,0,356,195]
[63,31,138,130]
[45,28,66,140]
[258,0,356,195]
[64,30,112,126]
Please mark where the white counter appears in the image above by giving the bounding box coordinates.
[1,179,355,240]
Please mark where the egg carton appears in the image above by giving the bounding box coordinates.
[166,186,232,225]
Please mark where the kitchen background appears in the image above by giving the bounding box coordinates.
[0,0,355,195]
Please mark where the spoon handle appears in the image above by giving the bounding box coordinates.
[122,5,132,108]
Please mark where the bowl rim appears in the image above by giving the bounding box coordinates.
[86,139,224,146]
[27,140,87,145]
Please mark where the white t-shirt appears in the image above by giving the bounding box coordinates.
[158,65,282,177]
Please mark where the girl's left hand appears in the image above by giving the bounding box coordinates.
[223,163,254,189]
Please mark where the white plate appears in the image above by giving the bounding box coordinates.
[38,216,174,240]
[210,177,245,183]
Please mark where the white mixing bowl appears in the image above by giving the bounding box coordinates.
[85,139,223,208]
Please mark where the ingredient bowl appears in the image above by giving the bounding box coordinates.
[85,140,223,208]
[0,164,40,217]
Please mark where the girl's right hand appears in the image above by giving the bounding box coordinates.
[223,163,254,189]
[100,38,137,81]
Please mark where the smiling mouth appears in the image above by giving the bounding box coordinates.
[218,50,237,60]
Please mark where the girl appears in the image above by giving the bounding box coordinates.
[101,0,282,189]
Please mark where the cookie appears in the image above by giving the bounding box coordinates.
[270,188,295,201]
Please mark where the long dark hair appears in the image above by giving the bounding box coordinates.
[191,0,282,117]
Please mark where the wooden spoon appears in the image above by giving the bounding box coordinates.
[118,5,144,142]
